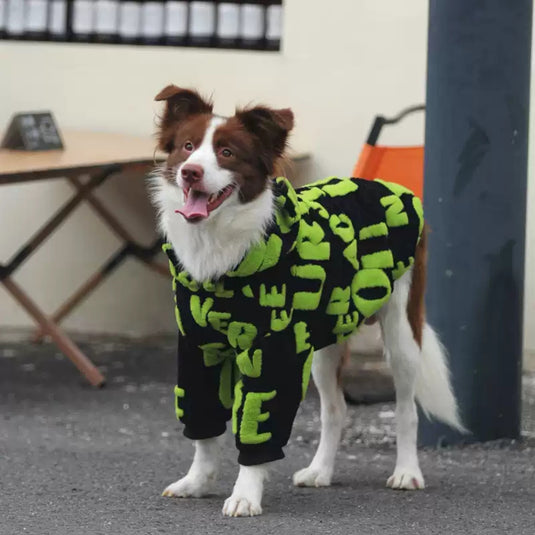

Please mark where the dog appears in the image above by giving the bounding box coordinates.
[150,85,465,517]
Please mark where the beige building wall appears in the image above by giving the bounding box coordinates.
[0,0,532,358]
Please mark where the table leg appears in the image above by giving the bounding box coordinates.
[31,270,106,344]
[143,259,169,277]
[67,176,169,279]
[32,239,168,342]
[2,276,105,387]
[0,166,119,386]
[67,176,135,243]
[4,167,119,277]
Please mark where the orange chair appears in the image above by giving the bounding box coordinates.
[353,105,425,199]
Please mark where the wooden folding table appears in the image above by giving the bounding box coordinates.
[0,130,166,387]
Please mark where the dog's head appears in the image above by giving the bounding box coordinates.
[155,84,294,223]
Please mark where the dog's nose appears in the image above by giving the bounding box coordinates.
[181,164,204,184]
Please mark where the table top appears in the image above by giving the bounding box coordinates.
[0,130,309,184]
[0,130,165,183]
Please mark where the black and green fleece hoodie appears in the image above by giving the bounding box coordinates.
[164,176,424,466]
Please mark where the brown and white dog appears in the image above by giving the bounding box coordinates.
[150,85,465,517]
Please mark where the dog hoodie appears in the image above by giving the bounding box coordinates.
[164,176,424,465]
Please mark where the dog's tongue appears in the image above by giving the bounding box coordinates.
[176,190,209,220]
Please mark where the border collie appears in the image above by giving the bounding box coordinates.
[150,85,465,517]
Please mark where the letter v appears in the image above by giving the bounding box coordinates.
[190,295,214,327]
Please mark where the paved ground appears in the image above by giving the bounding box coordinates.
[1,338,534,535]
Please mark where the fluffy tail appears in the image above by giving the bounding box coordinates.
[409,225,467,433]
[415,325,467,433]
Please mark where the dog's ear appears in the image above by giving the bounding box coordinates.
[235,106,294,161]
[155,85,213,153]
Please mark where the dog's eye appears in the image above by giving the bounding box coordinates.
[221,148,232,158]
[184,141,194,152]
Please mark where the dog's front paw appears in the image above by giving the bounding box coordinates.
[162,473,215,498]
[222,495,262,517]
[292,465,332,487]
[386,466,425,490]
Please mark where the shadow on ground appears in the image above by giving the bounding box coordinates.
[1,338,534,535]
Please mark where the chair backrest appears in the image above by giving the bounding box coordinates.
[352,105,425,199]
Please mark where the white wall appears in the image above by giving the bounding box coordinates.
[0,0,430,336]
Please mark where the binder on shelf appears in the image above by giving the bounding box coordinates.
[25,0,49,40]
[265,0,281,50]
[164,0,188,46]
[0,0,282,50]
[141,0,165,45]
[6,0,26,38]
[0,1,5,38]
[189,0,215,47]
[48,0,69,41]
[94,0,119,43]
[215,0,240,49]
[72,0,95,42]
[240,0,265,50]
[118,0,142,44]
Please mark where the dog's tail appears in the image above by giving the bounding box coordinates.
[415,325,467,432]
[409,226,467,433]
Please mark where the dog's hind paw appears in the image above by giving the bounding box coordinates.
[292,466,332,487]
[162,473,214,498]
[386,467,425,490]
[222,496,262,517]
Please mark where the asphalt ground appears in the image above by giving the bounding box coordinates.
[1,337,534,535]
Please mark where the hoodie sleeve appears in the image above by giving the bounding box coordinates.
[231,319,314,466]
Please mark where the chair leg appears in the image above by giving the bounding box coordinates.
[2,276,105,387]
